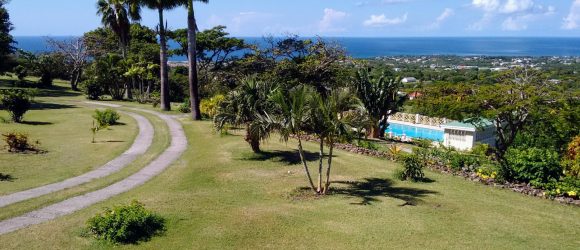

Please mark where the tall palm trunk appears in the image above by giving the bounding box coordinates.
[323,141,334,194]
[158,7,170,111]
[317,137,324,194]
[187,0,202,120]
[297,137,317,192]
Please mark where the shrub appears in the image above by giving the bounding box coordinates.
[449,153,482,171]
[533,177,580,199]
[200,94,225,119]
[13,65,28,81]
[81,79,104,100]
[387,144,403,161]
[2,132,39,153]
[87,201,165,244]
[150,92,161,108]
[395,155,425,182]
[471,143,491,157]
[413,138,433,148]
[0,89,34,123]
[562,136,580,178]
[177,99,191,113]
[505,147,561,184]
[93,109,121,127]
[357,140,379,151]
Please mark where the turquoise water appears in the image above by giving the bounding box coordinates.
[386,123,444,141]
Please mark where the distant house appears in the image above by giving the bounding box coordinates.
[402,77,417,83]
[408,91,423,100]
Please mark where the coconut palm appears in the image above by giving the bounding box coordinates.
[353,69,404,138]
[214,77,277,153]
[139,0,182,111]
[96,0,141,99]
[182,0,208,120]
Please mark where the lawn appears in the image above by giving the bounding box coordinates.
[0,78,138,195]
[0,118,578,249]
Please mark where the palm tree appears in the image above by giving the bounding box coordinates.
[261,87,360,194]
[96,0,141,99]
[140,0,182,111]
[183,0,208,120]
[353,69,404,138]
[214,77,277,153]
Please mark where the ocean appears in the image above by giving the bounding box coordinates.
[12,36,580,60]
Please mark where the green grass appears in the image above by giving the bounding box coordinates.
[0,78,138,195]
[0,121,578,249]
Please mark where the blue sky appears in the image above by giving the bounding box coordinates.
[6,0,580,37]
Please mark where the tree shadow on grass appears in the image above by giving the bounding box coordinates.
[240,150,322,165]
[30,102,77,110]
[20,121,54,126]
[330,178,438,206]
[0,173,16,182]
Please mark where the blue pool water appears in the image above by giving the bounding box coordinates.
[386,123,444,141]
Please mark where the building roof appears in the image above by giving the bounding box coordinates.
[441,120,493,132]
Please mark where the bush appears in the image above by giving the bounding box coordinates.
[13,65,28,81]
[178,99,191,113]
[200,94,225,119]
[449,153,482,171]
[0,89,34,123]
[2,132,39,153]
[505,147,562,184]
[357,140,379,151]
[413,138,433,148]
[533,177,580,199]
[562,136,580,178]
[93,109,121,127]
[81,79,104,100]
[87,201,165,244]
[395,155,425,182]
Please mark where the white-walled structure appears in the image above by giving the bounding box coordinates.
[441,121,495,151]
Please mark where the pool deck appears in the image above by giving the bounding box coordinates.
[387,120,444,131]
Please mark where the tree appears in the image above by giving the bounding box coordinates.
[96,0,141,98]
[353,69,404,138]
[46,38,89,91]
[140,0,182,111]
[184,0,208,120]
[261,87,361,194]
[214,77,276,153]
[0,0,15,74]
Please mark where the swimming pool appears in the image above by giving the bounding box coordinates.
[386,122,444,141]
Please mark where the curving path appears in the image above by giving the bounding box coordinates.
[0,111,154,208]
[0,105,187,235]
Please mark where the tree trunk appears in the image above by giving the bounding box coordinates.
[158,7,171,111]
[297,136,317,193]
[187,0,202,120]
[245,125,260,153]
[323,141,334,194]
[369,125,380,138]
[317,137,324,194]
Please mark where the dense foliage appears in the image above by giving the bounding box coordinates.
[395,155,426,182]
[93,109,121,127]
[0,0,15,74]
[0,89,34,122]
[87,201,165,244]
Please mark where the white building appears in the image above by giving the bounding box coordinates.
[441,121,495,151]
[402,77,418,83]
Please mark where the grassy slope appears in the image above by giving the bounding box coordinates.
[0,78,138,194]
[1,120,578,249]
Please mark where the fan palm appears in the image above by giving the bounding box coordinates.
[214,77,277,153]
[139,0,182,111]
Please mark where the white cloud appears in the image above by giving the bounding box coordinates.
[563,0,580,30]
[502,16,528,30]
[470,0,555,31]
[427,8,454,29]
[356,0,411,7]
[472,0,500,12]
[319,8,348,32]
[500,0,534,14]
[363,13,408,27]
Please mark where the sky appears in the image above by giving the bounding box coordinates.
[6,0,580,37]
